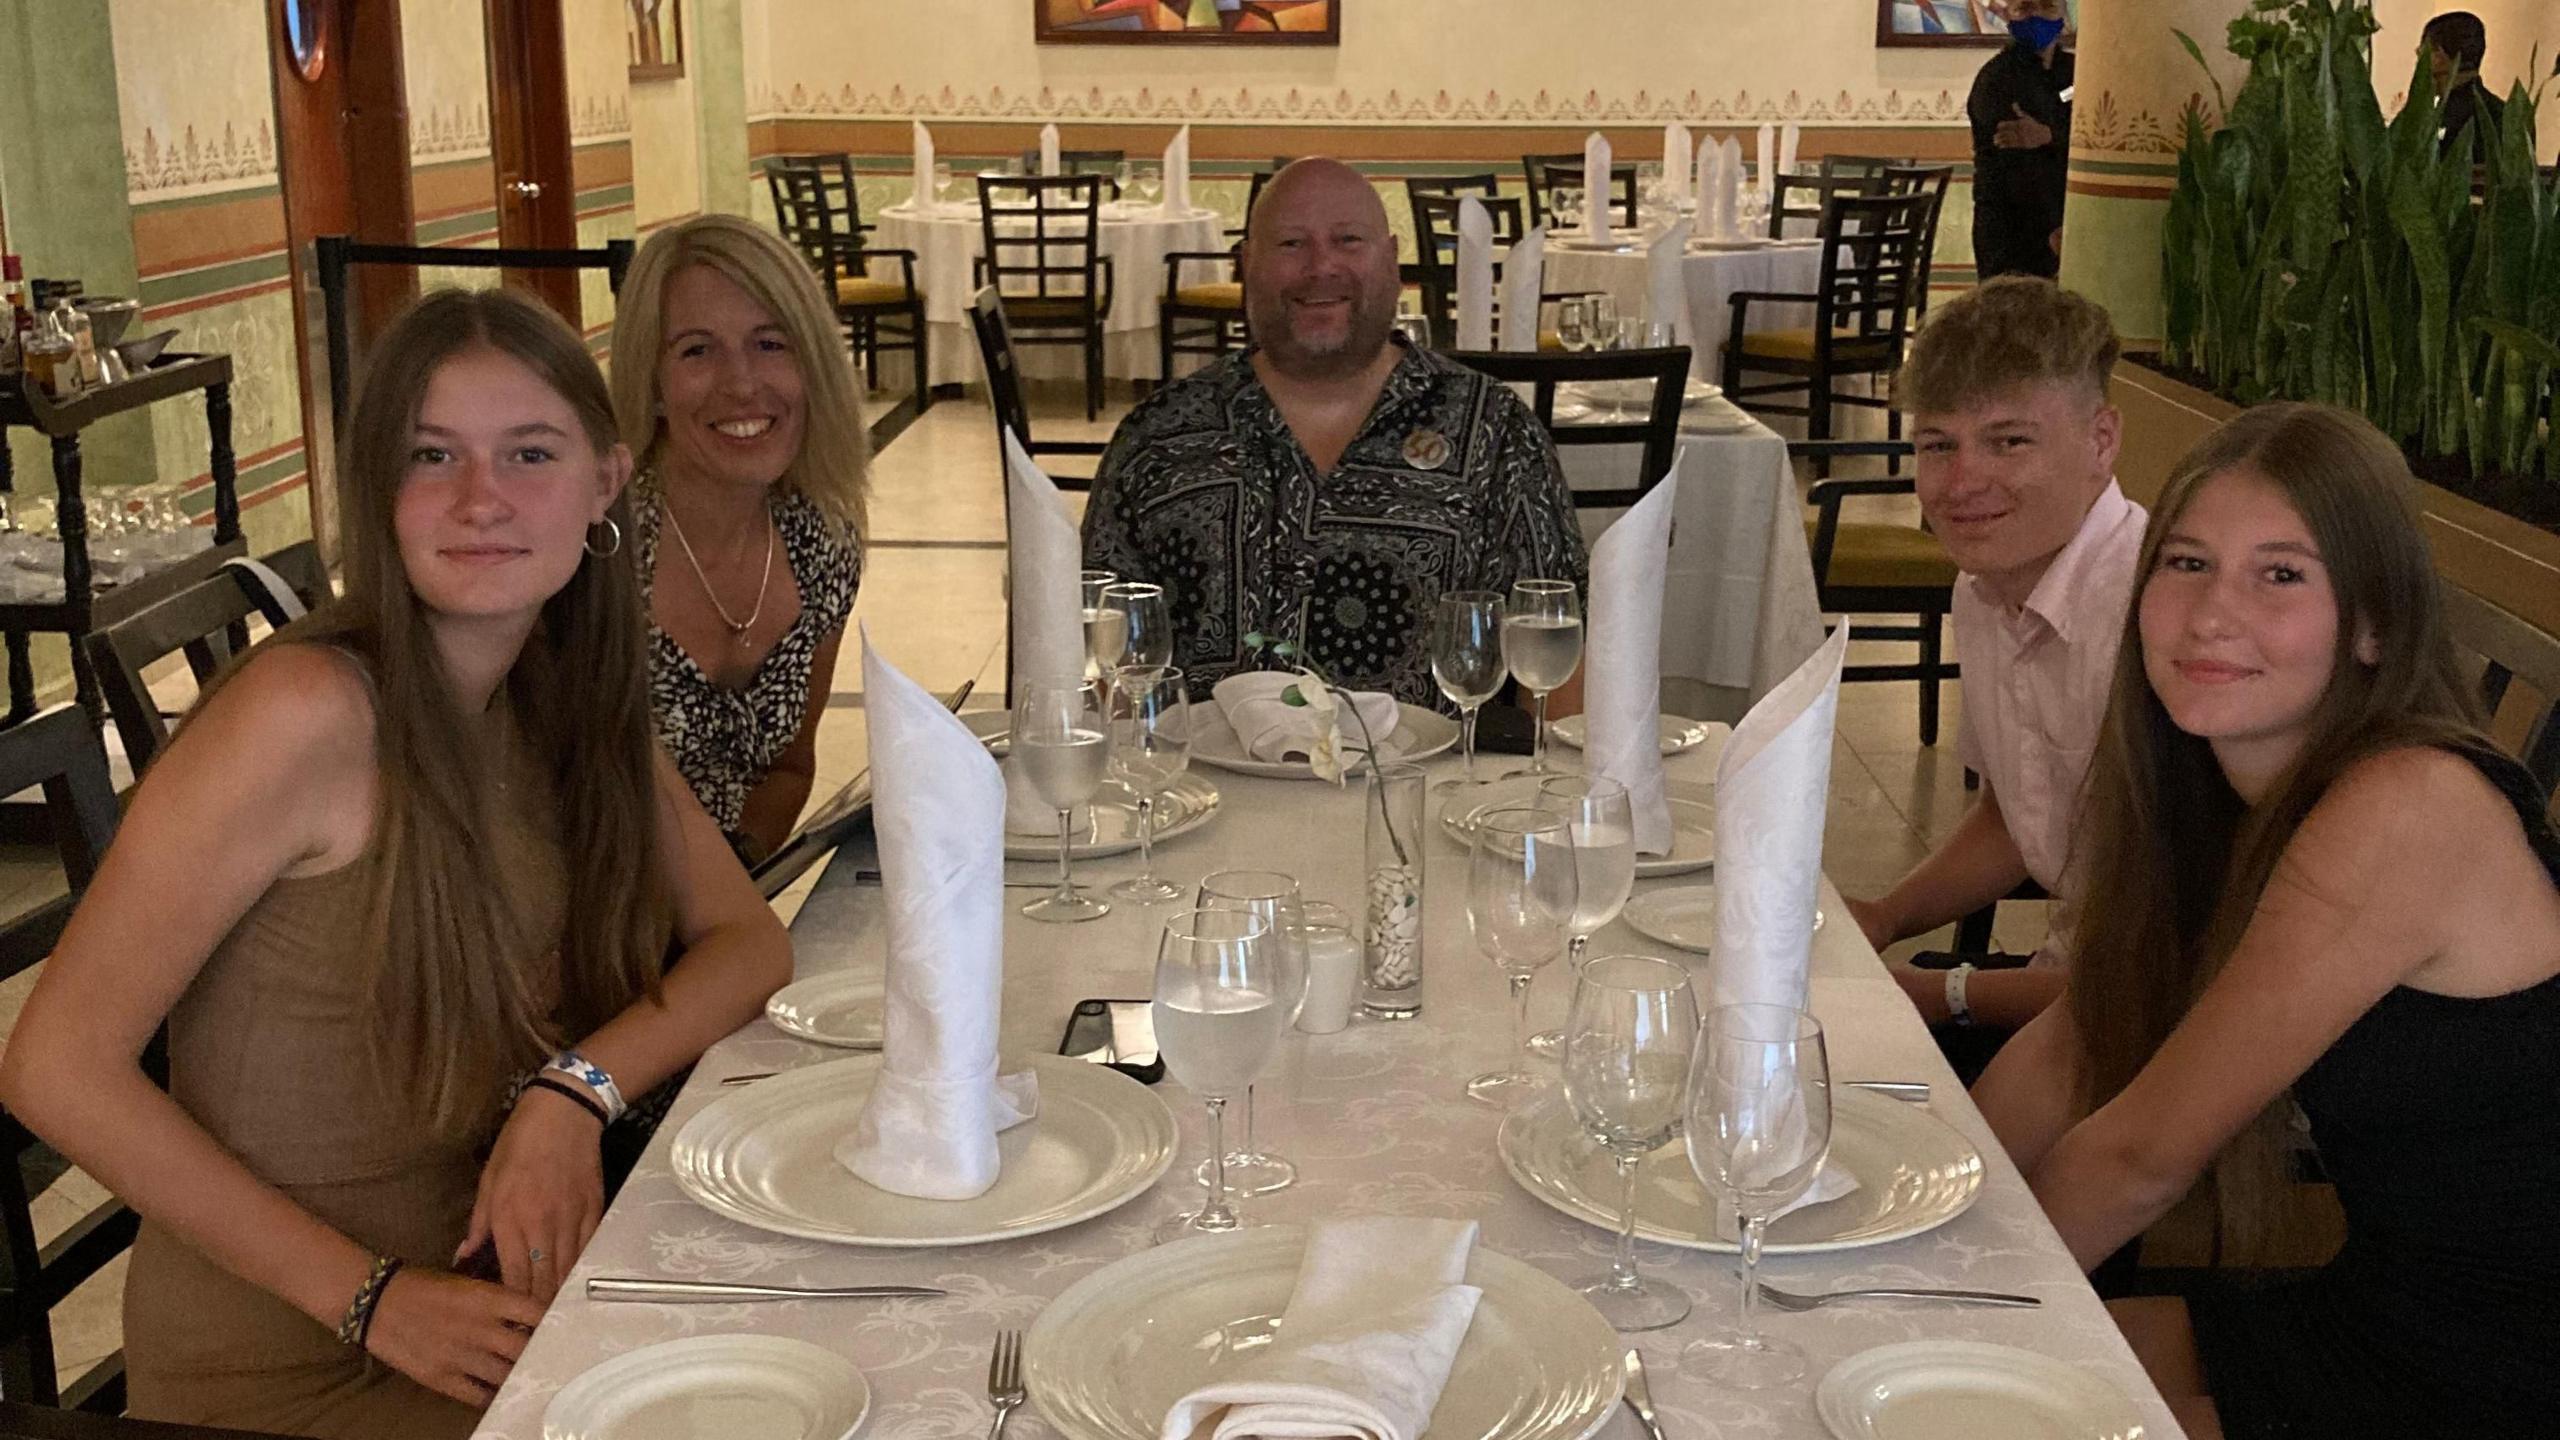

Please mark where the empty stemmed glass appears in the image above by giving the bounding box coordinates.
[1554,184,1584,231]
[1465,806,1578,1106]
[1107,665,1189,904]
[1134,163,1163,208]
[1526,774,1638,1059]
[1503,579,1583,776]
[1102,581,1173,671]
[1014,680,1112,923]
[1195,869,1309,1195]
[1429,590,1504,797]
[1563,954,1701,1330]
[1685,1004,1834,1386]
[1080,570,1124,685]
[932,159,955,209]
[1113,160,1135,202]
[1152,907,1285,1241]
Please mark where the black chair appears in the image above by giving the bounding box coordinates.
[1766,172,1882,240]
[1520,154,1640,230]
[968,286,1107,494]
[1793,438,1961,745]
[1879,165,1955,320]
[2443,585,2560,793]
[1016,148,1128,192]
[1409,193,1528,347]
[973,175,1115,421]
[0,1403,290,1437]
[0,705,144,1415]
[82,546,328,776]
[1726,189,1936,462]
[767,153,931,412]
[1820,154,1905,184]
[1158,159,1306,382]
[1444,347,1690,512]
[1223,158,1295,241]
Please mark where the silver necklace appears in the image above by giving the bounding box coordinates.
[664,499,774,646]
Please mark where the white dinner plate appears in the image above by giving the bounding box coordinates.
[1622,883,1822,954]
[1498,1085,1984,1254]
[542,1334,870,1440]
[765,971,884,1048]
[1690,235,1778,251]
[1024,1225,1623,1440]
[1547,712,1715,756]
[670,1054,1176,1247]
[1000,772,1221,860]
[1190,701,1460,780]
[1443,776,1716,877]
[1816,1341,2146,1440]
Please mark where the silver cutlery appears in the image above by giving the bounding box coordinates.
[720,1059,879,1086]
[847,868,1052,889]
[1845,1080,1931,1103]
[987,1328,1026,1439]
[1620,1348,1668,1440]
[1756,1282,2040,1311]
[588,1276,945,1302]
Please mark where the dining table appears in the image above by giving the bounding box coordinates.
[472,719,2183,1439]
[1541,234,1824,387]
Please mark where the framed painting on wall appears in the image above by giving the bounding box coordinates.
[1035,0,1341,46]
[1877,1,2079,48]
[629,0,683,79]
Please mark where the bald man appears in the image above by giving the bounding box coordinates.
[1083,159,1583,704]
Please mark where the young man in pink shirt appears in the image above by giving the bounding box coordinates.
[1845,277,2146,1082]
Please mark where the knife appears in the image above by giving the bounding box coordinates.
[1846,1080,1930,1103]
[1621,1349,1668,1440]
[588,1276,945,1303]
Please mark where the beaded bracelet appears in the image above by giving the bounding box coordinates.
[336,1253,405,1349]
[522,1075,610,1126]
[541,1049,629,1124]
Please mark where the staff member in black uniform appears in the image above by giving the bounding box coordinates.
[1967,0,2074,281]
[2422,12,2505,160]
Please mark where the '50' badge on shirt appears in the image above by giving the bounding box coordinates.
[1401,428,1451,471]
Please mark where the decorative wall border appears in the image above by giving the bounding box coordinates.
[750,81,1968,127]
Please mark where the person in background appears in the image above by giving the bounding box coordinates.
[1081,158,1584,705]
[0,288,792,1437]
[609,215,870,867]
[1974,403,2560,1440]
[1967,0,2075,280]
[2422,11,2506,159]
[1845,277,2142,1084]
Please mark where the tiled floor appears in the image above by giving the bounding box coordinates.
[0,375,2041,1400]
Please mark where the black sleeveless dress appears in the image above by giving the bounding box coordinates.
[2188,745,2560,1439]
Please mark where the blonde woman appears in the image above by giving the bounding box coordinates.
[610,214,871,864]
[0,288,792,1437]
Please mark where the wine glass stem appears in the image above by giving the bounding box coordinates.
[1237,1085,1258,1160]
[1133,793,1156,883]
[1054,808,1075,899]
[1459,703,1481,784]
[1736,1212,1768,1345]
[1531,690,1552,772]
[1508,971,1535,1080]
[1610,1149,1644,1289]
[1199,1096,1237,1227]
[1568,933,1589,967]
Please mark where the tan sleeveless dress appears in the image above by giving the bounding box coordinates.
[122,737,568,1439]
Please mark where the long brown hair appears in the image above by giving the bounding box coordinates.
[2066,402,2485,1252]
[207,287,671,1138]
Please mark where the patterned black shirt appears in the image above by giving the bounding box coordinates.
[1081,341,1586,705]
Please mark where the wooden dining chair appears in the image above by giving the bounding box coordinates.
[1793,437,1961,745]
[82,545,327,777]
[1444,346,1691,512]
[1520,154,1640,231]
[1726,189,1935,465]
[974,175,1114,420]
[2441,584,2560,795]
[1016,148,1128,194]
[1879,165,1955,319]
[1765,172,1881,240]
[968,286,1107,495]
[766,153,931,412]
[1820,154,1906,185]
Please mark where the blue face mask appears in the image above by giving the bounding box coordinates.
[2008,15,2067,50]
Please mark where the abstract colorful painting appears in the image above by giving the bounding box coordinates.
[1877,1,2079,48]
[1035,0,1340,46]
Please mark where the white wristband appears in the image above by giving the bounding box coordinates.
[1943,964,1977,1028]
[542,1049,629,1124]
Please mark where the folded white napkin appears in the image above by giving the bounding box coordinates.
[912,121,936,215]
[1160,1218,1484,1440]
[1779,121,1802,179]
[1454,197,1496,351]
[1756,123,1776,193]
[1717,137,1744,236]
[1039,123,1061,177]
[1663,122,1693,204]
[1708,624,1849,1012]
[1497,225,1547,352]
[1212,672,1399,765]
[1645,218,1691,346]
[1694,142,1723,238]
[1002,431,1091,834]
[835,635,1039,1200]
[1585,468,1681,856]
[1582,132,1613,245]
[1164,125,1192,214]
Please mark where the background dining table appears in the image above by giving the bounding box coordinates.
[1541,236,1824,386]
[469,731,2183,1440]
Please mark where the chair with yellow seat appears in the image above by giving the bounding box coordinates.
[975,174,1116,420]
[1158,161,1292,384]
[765,153,930,416]
[1726,189,1935,473]
[1795,437,1960,745]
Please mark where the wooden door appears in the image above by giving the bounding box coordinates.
[483,0,581,323]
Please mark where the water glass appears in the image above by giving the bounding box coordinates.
[1502,579,1583,776]
[1107,665,1189,904]
[1554,184,1584,229]
[1684,1004,1833,1386]
[1015,680,1112,923]
[1564,955,1700,1330]
[1134,162,1163,207]
[1114,160,1135,200]
[1101,581,1172,670]
[1152,908,1282,1241]
[1079,569,1124,684]
[1464,806,1578,1106]
[1429,590,1504,796]
[932,160,954,208]
[1554,296,1595,355]
[1525,774,1637,1059]
[1195,869,1309,1196]
[1358,761,1429,1020]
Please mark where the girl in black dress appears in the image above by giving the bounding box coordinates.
[1973,402,2560,1439]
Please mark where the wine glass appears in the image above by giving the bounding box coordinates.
[1464,806,1578,1106]
[1195,869,1309,1196]
[931,160,954,210]
[1107,664,1189,904]
[1014,680,1112,923]
[1080,569,1125,685]
[1554,184,1584,232]
[1503,579,1583,777]
[1523,774,1636,1059]
[1113,159,1135,203]
[1134,162,1163,207]
[1429,590,1504,798]
[1684,1004,1834,1387]
[1563,954,1701,1330]
[1102,581,1173,670]
[1554,296,1593,355]
[1635,161,1665,226]
[1152,907,1283,1241]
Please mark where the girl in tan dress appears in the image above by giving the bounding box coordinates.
[0,288,794,1437]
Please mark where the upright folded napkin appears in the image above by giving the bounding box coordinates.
[1694,142,1723,238]
[1497,225,1547,351]
[1585,468,1682,856]
[1709,624,1849,1012]
[1779,121,1802,178]
[1712,138,1743,239]
[1663,122,1693,204]
[1160,1218,1484,1440]
[1645,219,1692,345]
[1582,132,1613,246]
[1003,431,1090,833]
[835,635,1039,1201]
[1039,123,1061,176]
[1755,123,1776,193]
[1212,672,1398,765]
[911,122,936,215]
[1454,197,1496,351]
[1164,125,1192,213]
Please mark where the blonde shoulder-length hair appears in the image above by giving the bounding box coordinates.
[609,214,871,542]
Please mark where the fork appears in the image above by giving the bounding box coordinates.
[1756,1281,2040,1311]
[986,1328,1026,1439]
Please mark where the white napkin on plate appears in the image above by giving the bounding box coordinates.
[912,122,936,215]
[1159,1218,1484,1440]
[1582,132,1613,246]
[1003,431,1091,834]
[1645,218,1691,346]
[1755,123,1776,193]
[1717,137,1744,237]
[1454,197,1496,351]
[1039,123,1061,176]
[1779,121,1802,179]
[1212,672,1398,765]
[1164,125,1192,214]
[1693,142,1722,239]
[1663,122,1693,204]
[1497,225,1547,351]
[835,635,1039,1201]
[1708,624,1848,1013]
[1585,468,1681,856]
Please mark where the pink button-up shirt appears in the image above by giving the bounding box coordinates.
[1953,479,2147,968]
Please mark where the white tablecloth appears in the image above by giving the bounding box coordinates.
[1543,237,1824,385]
[472,735,2183,1440]
[872,201,1228,387]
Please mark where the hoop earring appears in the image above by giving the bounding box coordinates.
[584,517,624,558]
